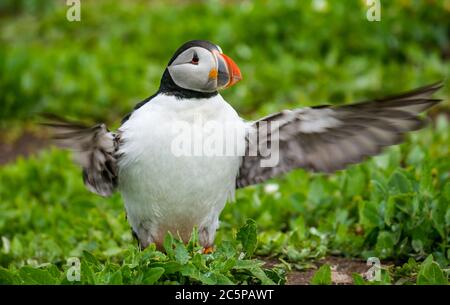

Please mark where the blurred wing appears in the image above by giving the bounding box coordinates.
[42,115,119,196]
[236,82,443,188]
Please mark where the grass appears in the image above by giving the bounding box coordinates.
[0,0,449,284]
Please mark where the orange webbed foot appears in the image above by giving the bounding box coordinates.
[202,246,214,254]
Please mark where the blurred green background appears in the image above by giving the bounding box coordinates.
[0,0,449,284]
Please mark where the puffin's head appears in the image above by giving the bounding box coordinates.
[160,40,242,97]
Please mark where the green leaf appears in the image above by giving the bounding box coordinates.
[359,200,382,228]
[108,270,123,284]
[416,255,447,285]
[370,179,389,203]
[80,260,96,284]
[248,267,275,285]
[180,263,215,284]
[265,268,286,285]
[191,253,207,271]
[406,146,425,165]
[215,241,237,259]
[233,259,265,270]
[209,272,234,284]
[236,219,257,258]
[174,242,191,265]
[344,168,366,198]
[384,198,396,226]
[375,231,395,258]
[143,267,165,284]
[352,273,367,285]
[431,198,447,239]
[310,264,332,285]
[186,228,200,252]
[388,170,413,194]
[307,179,326,204]
[443,182,450,202]
[156,261,181,274]
[0,267,20,284]
[19,266,59,285]
[163,233,175,258]
[82,250,101,271]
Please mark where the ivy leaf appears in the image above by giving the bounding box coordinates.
[143,267,165,284]
[174,242,191,265]
[163,233,175,258]
[375,231,395,259]
[388,170,413,194]
[249,267,275,285]
[108,270,123,284]
[352,273,366,285]
[416,255,447,285]
[236,219,257,258]
[19,266,59,285]
[310,264,332,285]
[83,250,101,271]
[344,168,366,198]
[0,267,20,284]
[431,198,447,239]
[180,263,215,284]
[209,272,234,284]
[80,260,96,284]
[406,146,425,165]
[359,200,382,228]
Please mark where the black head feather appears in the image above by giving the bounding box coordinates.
[121,40,222,124]
[159,40,221,99]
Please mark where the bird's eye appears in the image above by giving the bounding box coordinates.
[191,53,199,65]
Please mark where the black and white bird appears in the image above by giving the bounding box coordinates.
[45,40,442,252]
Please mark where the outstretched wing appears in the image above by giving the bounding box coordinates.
[236,82,443,188]
[42,115,120,196]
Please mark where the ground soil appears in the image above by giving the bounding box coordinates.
[264,256,370,285]
[0,130,49,165]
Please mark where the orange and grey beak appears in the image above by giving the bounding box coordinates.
[211,50,242,89]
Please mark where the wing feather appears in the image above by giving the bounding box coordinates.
[236,82,443,188]
[42,115,119,196]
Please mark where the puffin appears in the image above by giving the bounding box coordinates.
[45,40,442,253]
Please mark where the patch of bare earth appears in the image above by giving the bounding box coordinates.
[264,256,370,285]
[0,130,49,165]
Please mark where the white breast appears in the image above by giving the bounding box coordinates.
[117,94,246,247]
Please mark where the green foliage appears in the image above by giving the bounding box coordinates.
[416,255,447,285]
[0,0,448,126]
[351,270,392,285]
[0,220,283,284]
[236,219,258,258]
[310,264,331,285]
[0,116,447,284]
[0,0,449,285]
[352,255,448,285]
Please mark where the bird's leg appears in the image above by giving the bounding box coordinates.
[198,219,219,254]
[131,222,159,251]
